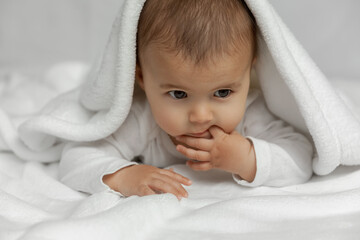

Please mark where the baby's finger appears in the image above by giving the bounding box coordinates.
[161,169,192,186]
[176,136,213,151]
[150,177,188,200]
[138,185,156,196]
[209,126,226,139]
[186,160,213,171]
[159,174,189,198]
[176,145,211,161]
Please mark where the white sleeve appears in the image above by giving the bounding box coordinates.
[233,94,314,187]
[59,101,152,195]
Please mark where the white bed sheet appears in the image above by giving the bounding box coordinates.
[1,64,360,240]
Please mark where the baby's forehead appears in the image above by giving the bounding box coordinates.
[141,44,253,83]
[140,43,253,69]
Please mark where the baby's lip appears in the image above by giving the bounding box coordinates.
[187,130,211,138]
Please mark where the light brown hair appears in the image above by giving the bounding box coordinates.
[137,0,257,65]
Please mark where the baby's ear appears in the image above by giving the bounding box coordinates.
[135,63,145,90]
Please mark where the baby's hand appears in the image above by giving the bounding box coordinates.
[103,165,192,200]
[176,126,256,182]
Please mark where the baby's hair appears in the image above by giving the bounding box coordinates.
[137,0,257,65]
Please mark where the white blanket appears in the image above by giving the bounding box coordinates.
[1,64,360,240]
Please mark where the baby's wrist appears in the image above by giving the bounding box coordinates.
[235,138,256,182]
[102,165,135,192]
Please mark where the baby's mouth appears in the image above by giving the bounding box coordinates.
[187,130,211,139]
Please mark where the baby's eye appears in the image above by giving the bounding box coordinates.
[214,89,232,98]
[168,90,187,99]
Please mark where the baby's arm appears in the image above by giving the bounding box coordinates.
[237,95,314,187]
[59,137,137,194]
[60,101,191,199]
[60,135,191,200]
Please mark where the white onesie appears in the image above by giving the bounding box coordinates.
[59,89,313,195]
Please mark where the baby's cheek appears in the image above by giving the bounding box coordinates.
[154,110,184,136]
[220,109,244,133]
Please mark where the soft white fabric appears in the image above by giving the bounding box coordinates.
[0,63,88,162]
[59,90,313,195]
[0,0,355,176]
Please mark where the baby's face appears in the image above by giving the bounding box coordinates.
[136,45,253,139]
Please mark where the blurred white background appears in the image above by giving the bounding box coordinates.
[0,0,359,79]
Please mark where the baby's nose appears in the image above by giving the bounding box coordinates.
[189,105,213,124]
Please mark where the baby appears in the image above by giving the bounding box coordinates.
[59,0,313,200]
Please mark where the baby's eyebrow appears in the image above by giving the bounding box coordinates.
[212,81,242,90]
[160,80,242,91]
[160,83,189,91]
